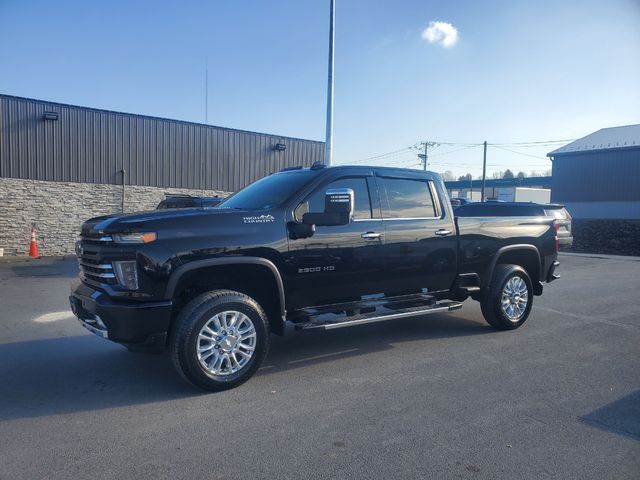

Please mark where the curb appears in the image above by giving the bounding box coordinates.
[559,252,640,260]
[0,255,72,264]
[0,256,35,264]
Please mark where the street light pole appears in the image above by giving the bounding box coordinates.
[205,60,208,124]
[324,0,335,166]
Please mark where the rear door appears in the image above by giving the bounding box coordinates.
[376,172,457,294]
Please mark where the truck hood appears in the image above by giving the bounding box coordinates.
[81,207,276,236]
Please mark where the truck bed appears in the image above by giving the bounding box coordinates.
[456,215,557,291]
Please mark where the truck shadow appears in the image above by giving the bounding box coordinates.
[0,312,490,421]
[580,390,640,441]
[262,313,489,374]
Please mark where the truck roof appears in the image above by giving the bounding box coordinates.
[280,164,433,175]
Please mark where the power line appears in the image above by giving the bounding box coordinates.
[342,145,417,164]
[491,139,574,146]
[429,145,479,158]
[347,143,471,165]
[491,145,551,160]
[436,139,574,147]
[491,142,569,148]
[383,156,425,167]
[342,137,572,166]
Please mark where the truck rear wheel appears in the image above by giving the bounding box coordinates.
[170,290,269,391]
[480,264,533,330]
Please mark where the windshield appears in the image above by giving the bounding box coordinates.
[220,170,319,210]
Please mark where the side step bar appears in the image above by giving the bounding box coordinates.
[295,301,463,331]
[299,292,436,317]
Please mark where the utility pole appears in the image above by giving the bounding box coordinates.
[417,141,437,170]
[324,0,335,166]
[481,140,487,202]
[423,142,428,170]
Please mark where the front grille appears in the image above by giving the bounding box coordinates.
[77,235,118,286]
[80,232,114,245]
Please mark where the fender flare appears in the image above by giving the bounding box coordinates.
[487,244,541,285]
[165,257,286,320]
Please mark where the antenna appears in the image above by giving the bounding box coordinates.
[205,58,208,124]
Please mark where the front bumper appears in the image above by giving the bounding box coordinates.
[69,280,172,349]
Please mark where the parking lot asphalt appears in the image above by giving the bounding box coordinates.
[0,254,638,479]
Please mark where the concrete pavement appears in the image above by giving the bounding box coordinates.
[0,254,638,479]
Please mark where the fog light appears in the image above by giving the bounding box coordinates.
[94,315,107,329]
[113,261,139,290]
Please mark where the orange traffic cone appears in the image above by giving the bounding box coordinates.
[29,227,39,258]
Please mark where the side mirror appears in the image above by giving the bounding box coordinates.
[302,188,354,227]
[289,222,315,239]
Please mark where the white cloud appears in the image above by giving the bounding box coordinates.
[422,21,459,48]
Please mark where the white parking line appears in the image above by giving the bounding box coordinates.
[33,311,74,323]
[287,348,360,364]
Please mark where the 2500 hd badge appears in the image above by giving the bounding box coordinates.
[298,266,335,273]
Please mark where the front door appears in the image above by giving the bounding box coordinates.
[284,175,386,309]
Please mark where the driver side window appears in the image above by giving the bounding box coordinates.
[296,177,373,221]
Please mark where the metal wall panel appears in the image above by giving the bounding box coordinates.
[0,94,325,191]
[561,201,640,220]
[551,149,640,202]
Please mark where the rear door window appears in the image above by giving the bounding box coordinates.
[380,178,438,218]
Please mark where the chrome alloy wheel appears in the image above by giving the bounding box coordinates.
[196,311,257,376]
[500,276,529,322]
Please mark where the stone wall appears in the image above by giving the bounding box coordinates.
[563,219,640,256]
[0,178,230,256]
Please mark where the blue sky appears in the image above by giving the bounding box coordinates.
[1,0,639,177]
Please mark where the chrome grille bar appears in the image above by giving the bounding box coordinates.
[81,235,113,243]
[78,261,112,270]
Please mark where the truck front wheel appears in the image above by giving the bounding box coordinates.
[480,264,533,330]
[169,290,270,391]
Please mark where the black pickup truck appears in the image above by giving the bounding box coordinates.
[70,164,560,390]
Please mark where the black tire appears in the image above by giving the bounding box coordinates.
[169,289,270,391]
[480,264,533,330]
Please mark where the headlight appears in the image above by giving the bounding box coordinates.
[113,261,139,290]
[112,232,157,244]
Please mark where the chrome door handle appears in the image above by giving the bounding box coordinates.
[435,229,452,236]
[361,232,382,240]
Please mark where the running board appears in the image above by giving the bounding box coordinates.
[299,292,436,317]
[295,301,463,331]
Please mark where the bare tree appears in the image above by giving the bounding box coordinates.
[503,169,514,179]
[439,170,456,181]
